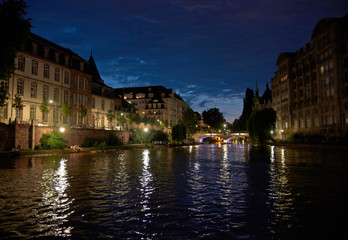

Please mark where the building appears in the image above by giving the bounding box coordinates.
[114,86,190,127]
[1,33,192,132]
[271,14,348,140]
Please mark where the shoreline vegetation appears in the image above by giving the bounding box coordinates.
[1,141,347,158]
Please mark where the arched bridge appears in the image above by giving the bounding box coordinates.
[192,132,249,143]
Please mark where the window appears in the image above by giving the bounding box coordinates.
[54,88,59,102]
[85,96,88,106]
[18,55,25,71]
[42,111,48,122]
[16,108,23,120]
[80,62,84,72]
[1,103,8,119]
[43,85,48,100]
[64,90,69,103]
[101,99,105,111]
[73,93,76,104]
[17,80,23,95]
[55,53,60,63]
[110,101,113,110]
[31,83,37,98]
[32,60,38,75]
[30,106,35,120]
[44,64,49,78]
[54,68,60,81]
[73,76,78,87]
[92,97,95,108]
[79,94,83,106]
[79,78,83,90]
[64,72,69,84]
[65,56,69,66]
[85,80,88,90]
[53,109,58,123]
[32,43,38,54]
[44,48,49,58]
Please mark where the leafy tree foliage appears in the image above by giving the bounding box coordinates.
[78,105,87,121]
[60,101,70,119]
[131,129,167,143]
[202,107,225,130]
[106,110,115,123]
[179,108,199,137]
[0,0,31,80]
[12,93,24,110]
[172,124,186,143]
[39,98,50,116]
[38,132,65,150]
[247,108,276,144]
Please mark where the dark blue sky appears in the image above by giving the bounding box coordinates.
[24,0,347,122]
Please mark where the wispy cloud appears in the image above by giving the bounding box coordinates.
[63,26,77,33]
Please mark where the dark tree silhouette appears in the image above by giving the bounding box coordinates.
[0,0,31,80]
[202,107,225,130]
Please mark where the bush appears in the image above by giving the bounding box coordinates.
[107,133,123,146]
[38,132,65,150]
[81,137,97,148]
[97,141,107,150]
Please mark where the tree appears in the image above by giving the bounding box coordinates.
[78,105,87,124]
[60,101,70,122]
[106,110,115,125]
[12,94,24,118]
[0,0,31,80]
[172,124,186,143]
[179,108,199,137]
[247,108,276,144]
[39,98,50,121]
[0,84,9,120]
[202,107,225,130]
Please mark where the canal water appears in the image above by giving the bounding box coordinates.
[0,144,347,239]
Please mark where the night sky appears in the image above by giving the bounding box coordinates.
[23,0,347,122]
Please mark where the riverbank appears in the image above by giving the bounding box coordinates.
[0,144,153,158]
[270,141,348,150]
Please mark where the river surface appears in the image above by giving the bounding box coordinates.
[0,144,347,239]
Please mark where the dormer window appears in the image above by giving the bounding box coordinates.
[55,52,60,63]
[44,47,49,58]
[32,43,38,54]
[65,56,69,66]
[80,62,84,72]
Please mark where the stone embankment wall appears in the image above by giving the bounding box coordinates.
[0,124,131,150]
[0,125,15,151]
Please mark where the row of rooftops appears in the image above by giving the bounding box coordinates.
[25,32,185,103]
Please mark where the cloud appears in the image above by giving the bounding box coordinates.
[63,26,77,33]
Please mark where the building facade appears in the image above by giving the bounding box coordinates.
[114,86,190,127]
[271,15,348,140]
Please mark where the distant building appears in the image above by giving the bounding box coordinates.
[253,83,272,110]
[271,14,348,139]
[114,86,191,126]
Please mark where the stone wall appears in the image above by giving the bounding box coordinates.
[0,124,131,151]
[0,125,15,151]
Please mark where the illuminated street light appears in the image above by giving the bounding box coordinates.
[59,127,65,133]
[144,127,148,132]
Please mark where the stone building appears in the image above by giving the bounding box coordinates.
[271,14,348,140]
[114,86,190,127]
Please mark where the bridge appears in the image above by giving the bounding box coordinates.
[192,132,249,143]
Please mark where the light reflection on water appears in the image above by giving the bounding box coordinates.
[0,145,348,239]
